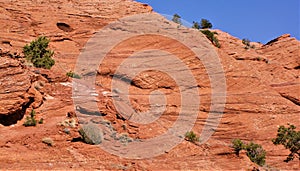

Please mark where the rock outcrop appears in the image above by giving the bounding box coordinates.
[0,51,33,125]
[0,0,299,170]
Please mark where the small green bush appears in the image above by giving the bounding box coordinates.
[242,38,251,47]
[245,142,266,166]
[185,131,199,143]
[200,19,213,29]
[232,139,245,156]
[272,124,300,162]
[242,38,255,49]
[23,36,55,69]
[192,21,201,30]
[79,123,103,145]
[172,13,182,25]
[23,109,37,127]
[66,71,81,79]
[201,30,221,48]
[232,139,266,166]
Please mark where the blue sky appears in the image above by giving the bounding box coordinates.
[136,0,299,44]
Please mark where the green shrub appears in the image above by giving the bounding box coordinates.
[242,38,251,47]
[231,139,266,166]
[192,21,201,30]
[242,38,255,49]
[66,71,81,79]
[185,131,199,143]
[245,142,266,166]
[23,109,37,127]
[79,123,103,145]
[201,30,221,48]
[23,36,55,69]
[232,139,245,156]
[200,19,213,29]
[272,124,300,162]
[172,13,182,25]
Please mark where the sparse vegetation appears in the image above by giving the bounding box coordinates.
[242,38,250,47]
[191,19,220,48]
[242,38,255,49]
[245,142,266,166]
[201,30,221,48]
[58,118,77,128]
[192,21,201,30]
[232,139,266,166]
[192,19,213,29]
[232,139,245,156]
[23,109,37,127]
[79,123,103,145]
[200,19,213,29]
[66,71,81,79]
[272,124,300,162]
[185,131,199,143]
[42,137,54,146]
[172,13,182,25]
[23,36,55,69]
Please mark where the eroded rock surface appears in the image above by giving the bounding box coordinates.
[0,0,299,170]
[0,53,34,125]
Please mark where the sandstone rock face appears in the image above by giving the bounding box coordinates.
[0,0,152,70]
[260,34,300,106]
[0,0,299,170]
[0,53,33,126]
[216,31,300,109]
[0,0,152,125]
[213,31,300,169]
